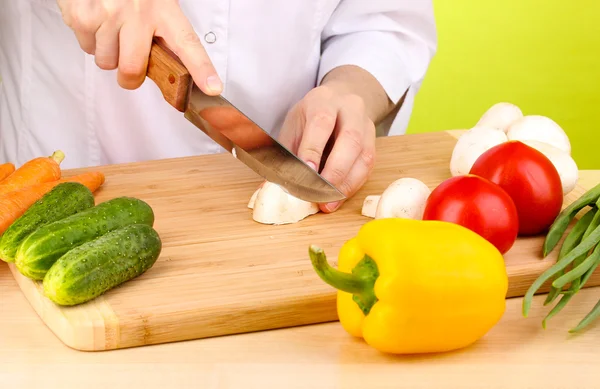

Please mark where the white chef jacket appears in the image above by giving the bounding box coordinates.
[0,0,437,169]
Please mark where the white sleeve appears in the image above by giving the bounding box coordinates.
[318,1,438,105]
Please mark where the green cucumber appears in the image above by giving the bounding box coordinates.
[0,182,95,263]
[43,223,162,306]
[15,196,155,280]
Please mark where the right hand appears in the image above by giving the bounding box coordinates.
[56,0,223,94]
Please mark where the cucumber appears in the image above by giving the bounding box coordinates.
[0,182,95,263]
[15,196,155,280]
[43,223,162,306]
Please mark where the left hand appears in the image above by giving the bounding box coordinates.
[278,84,376,213]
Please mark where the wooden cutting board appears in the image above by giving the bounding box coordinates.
[7,131,599,351]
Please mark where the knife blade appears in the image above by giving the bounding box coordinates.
[145,39,346,204]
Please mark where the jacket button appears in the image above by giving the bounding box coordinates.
[204,32,217,44]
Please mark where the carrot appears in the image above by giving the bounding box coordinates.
[0,171,105,234]
[0,151,65,196]
[0,163,15,182]
[52,171,106,193]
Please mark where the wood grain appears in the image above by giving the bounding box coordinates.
[146,39,192,111]
[3,259,600,389]
[7,131,600,351]
[2,220,600,387]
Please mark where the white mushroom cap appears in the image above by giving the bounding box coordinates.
[507,115,571,155]
[248,182,319,225]
[450,126,508,176]
[476,102,523,132]
[520,140,579,195]
[374,178,431,220]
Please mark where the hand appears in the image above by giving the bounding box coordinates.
[278,84,376,213]
[56,0,222,94]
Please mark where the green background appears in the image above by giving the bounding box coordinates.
[407,0,600,169]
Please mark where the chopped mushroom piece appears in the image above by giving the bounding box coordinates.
[248,188,259,209]
[361,195,380,218]
[248,182,319,225]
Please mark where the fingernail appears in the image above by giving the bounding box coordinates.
[306,161,317,171]
[325,201,340,212]
[206,75,222,93]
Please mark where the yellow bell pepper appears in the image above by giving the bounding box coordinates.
[309,217,508,354]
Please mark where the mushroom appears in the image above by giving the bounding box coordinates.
[248,181,319,225]
[450,126,508,176]
[368,177,431,220]
[248,188,259,209]
[506,115,571,155]
[476,102,523,132]
[520,140,579,195]
[361,195,380,218]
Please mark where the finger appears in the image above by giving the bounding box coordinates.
[117,20,154,90]
[68,0,103,55]
[296,103,337,171]
[74,30,97,54]
[157,8,222,95]
[57,0,73,26]
[319,104,364,190]
[321,121,376,213]
[277,106,304,154]
[94,19,122,70]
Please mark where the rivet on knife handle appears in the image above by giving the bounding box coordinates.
[146,39,192,112]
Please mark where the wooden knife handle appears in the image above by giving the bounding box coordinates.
[146,39,192,112]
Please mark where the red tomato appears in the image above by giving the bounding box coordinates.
[423,175,519,254]
[469,141,563,236]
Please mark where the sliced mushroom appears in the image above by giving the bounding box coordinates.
[248,181,319,225]
[361,195,381,218]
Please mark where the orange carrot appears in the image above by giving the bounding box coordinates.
[0,171,105,234]
[52,171,106,192]
[0,151,65,196]
[0,163,15,182]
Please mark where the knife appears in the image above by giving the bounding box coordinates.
[144,39,346,204]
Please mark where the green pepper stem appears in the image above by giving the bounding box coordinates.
[308,245,369,294]
[308,244,380,316]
